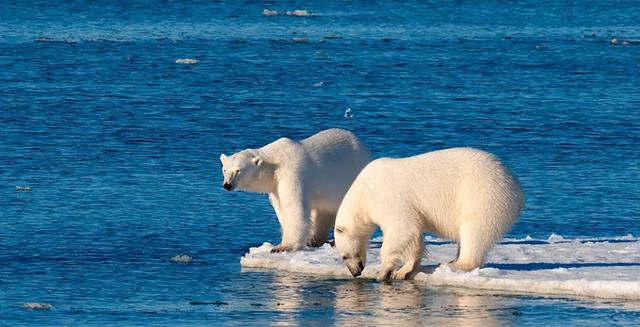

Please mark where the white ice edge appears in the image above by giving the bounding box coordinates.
[241,234,640,301]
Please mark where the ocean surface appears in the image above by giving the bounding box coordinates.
[1,1,639,325]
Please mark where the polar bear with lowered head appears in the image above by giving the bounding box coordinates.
[334,147,524,280]
[220,129,371,252]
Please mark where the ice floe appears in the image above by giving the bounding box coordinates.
[611,38,640,45]
[262,9,278,16]
[175,58,198,65]
[171,255,193,263]
[261,9,313,17]
[286,10,312,17]
[22,303,52,310]
[344,108,354,119]
[241,235,640,300]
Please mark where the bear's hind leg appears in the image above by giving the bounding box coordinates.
[448,223,493,272]
[308,210,335,247]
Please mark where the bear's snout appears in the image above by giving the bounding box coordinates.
[223,182,233,190]
[347,260,364,277]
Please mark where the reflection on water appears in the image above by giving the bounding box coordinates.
[266,272,508,326]
[261,272,640,326]
[334,281,501,326]
[334,281,426,326]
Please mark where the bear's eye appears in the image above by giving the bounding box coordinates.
[342,255,349,260]
[223,169,226,173]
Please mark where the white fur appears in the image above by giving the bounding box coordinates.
[220,129,371,251]
[334,147,524,280]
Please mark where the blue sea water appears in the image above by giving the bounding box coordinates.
[1,1,639,325]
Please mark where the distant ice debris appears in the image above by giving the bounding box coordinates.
[313,81,325,87]
[344,108,353,119]
[610,38,640,45]
[262,9,313,17]
[34,37,75,44]
[620,234,635,240]
[262,9,278,16]
[23,303,52,310]
[241,236,640,300]
[189,300,227,306]
[292,37,309,43]
[286,10,312,17]
[16,185,32,191]
[171,255,193,263]
[175,58,199,65]
[547,233,565,243]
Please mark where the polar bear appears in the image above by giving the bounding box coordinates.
[334,147,524,280]
[220,128,371,252]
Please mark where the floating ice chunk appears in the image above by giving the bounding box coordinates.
[23,303,52,310]
[175,58,199,65]
[313,81,325,87]
[189,300,227,306]
[34,37,75,44]
[171,255,193,263]
[547,233,565,243]
[620,234,635,241]
[292,37,309,43]
[16,185,32,191]
[344,108,353,119]
[286,10,312,17]
[611,38,640,45]
[262,9,278,16]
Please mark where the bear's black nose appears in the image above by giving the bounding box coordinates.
[223,183,232,190]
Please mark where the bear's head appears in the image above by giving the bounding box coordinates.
[334,224,369,277]
[219,150,270,193]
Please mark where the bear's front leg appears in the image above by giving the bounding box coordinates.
[270,179,310,253]
[392,235,423,280]
[377,230,423,281]
[268,194,294,253]
[377,242,396,281]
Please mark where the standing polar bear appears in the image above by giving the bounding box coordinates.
[334,148,524,280]
[220,129,371,252]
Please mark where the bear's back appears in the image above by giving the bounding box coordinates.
[300,129,370,166]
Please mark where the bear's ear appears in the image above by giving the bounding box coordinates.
[220,154,228,164]
[335,226,345,234]
[252,156,262,167]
